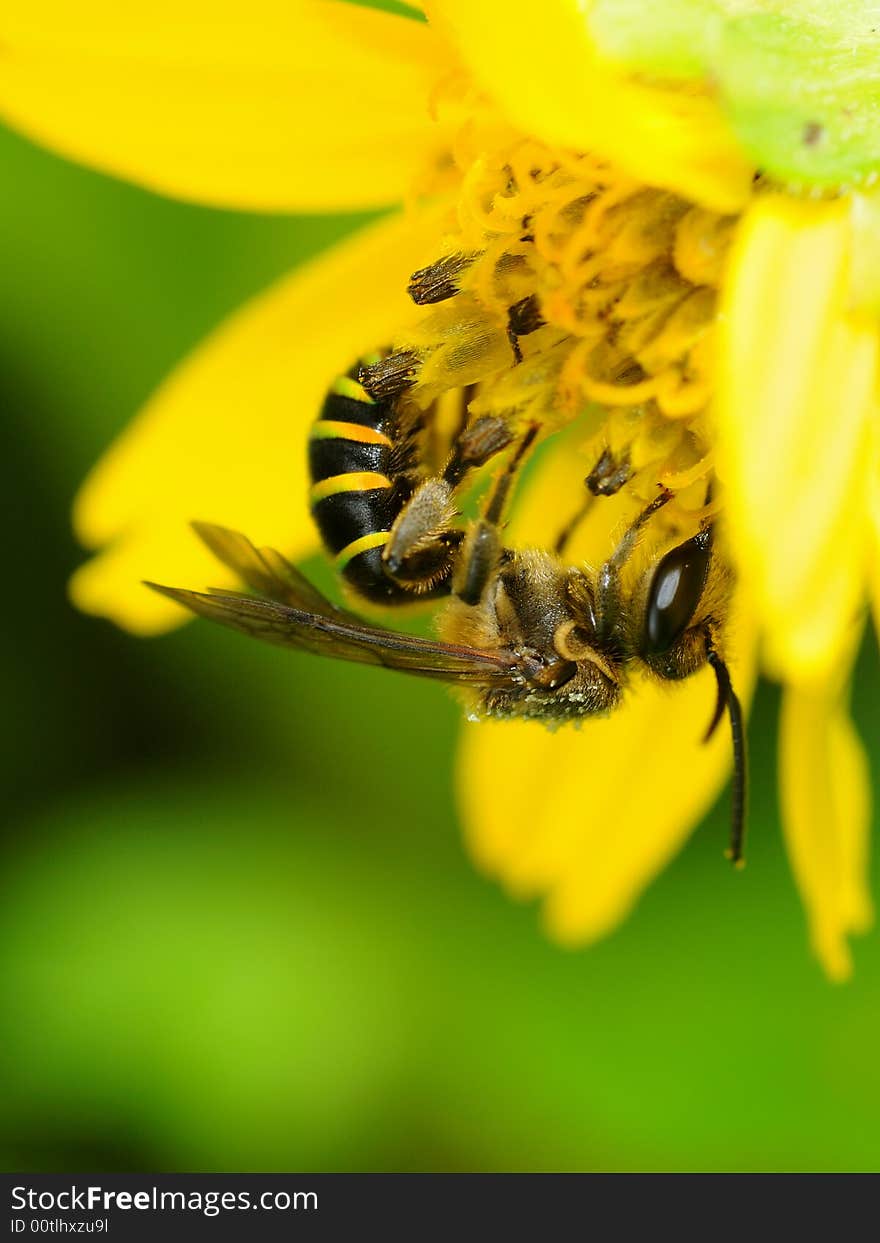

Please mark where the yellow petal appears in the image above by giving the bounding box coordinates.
[71,206,445,634]
[426,0,752,213]
[850,191,880,316]
[0,1,449,212]
[717,195,878,683]
[779,669,873,982]
[456,430,757,946]
[458,661,753,946]
[868,430,880,640]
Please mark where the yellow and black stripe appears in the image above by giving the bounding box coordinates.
[308,371,419,602]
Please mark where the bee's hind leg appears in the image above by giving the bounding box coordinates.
[383,415,514,589]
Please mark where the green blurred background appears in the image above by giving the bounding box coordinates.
[3,105,880,1174]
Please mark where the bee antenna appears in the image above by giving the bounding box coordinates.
[702,660,729,743]
[706,649,748,869]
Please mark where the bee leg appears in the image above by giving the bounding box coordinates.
[554,493,595,557]
[454,424,540,606]
[383,415,515,585]
[382,479,459,580]
[446,384,479,465]
[555,447,636,558]
[423,384,478,476]
[594,487,673,648]
[443,414,514,487]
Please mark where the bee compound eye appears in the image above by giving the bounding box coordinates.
[643,534,712,655]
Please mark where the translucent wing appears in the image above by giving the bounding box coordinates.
[146,524,524,685]
[190,521,361,620]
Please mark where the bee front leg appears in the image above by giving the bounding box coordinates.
[594,487,673,648]
[554,447,636,558]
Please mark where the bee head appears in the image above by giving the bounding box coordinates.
[444,549,621,723]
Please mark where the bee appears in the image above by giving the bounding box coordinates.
[306,356,513,603]
[147,391,747,863]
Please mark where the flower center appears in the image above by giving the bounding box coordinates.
[376,99,742,510]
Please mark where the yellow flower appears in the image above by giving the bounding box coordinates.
[3,0,877,978]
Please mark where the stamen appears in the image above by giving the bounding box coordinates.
[397,95,735,504]
[359,351,420,401]
[408,252,480,305]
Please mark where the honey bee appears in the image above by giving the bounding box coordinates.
[148,361,747,863]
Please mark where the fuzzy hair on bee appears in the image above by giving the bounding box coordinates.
[149,421,746,864]
[151,338,747,864]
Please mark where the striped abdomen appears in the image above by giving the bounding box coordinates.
[308,375,415,602]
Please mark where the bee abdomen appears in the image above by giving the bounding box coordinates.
[308,373,413,602]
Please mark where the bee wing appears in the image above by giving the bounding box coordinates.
[146,581,523,685]
[190,521,361,621]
